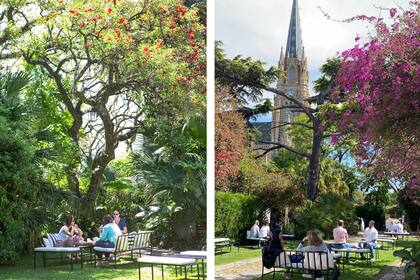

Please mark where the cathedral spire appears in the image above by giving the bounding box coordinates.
[285,0,303,59]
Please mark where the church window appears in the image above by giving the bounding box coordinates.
[288,65,297,81]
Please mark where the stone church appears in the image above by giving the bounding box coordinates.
[254,0,309,158]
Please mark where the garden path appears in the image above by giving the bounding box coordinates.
[215,257,261,280]
[376,260,404,280]
[215,257,405,280]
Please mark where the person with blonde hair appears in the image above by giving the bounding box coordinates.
[296,231,329,252]
[250,220,260,238]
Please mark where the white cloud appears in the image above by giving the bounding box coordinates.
[216,0,409,98]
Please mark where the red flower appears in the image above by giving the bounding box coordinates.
[119,17,126,24]
[105,7,112,14]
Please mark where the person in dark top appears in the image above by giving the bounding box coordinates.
[112,210,127,234]
[262,228,284,269]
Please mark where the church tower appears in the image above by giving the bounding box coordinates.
[271,0,309,147]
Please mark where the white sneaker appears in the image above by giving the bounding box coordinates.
[315,278,324,280]
[303,274,313,278]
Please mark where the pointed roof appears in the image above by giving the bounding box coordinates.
[285,0,304,59]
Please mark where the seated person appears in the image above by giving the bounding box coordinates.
[395,221,404,233]
[360,220,378,259]
[262,228,284,268]
[296,231,329,253]
[258,220,270,247]
[250,220,260,238]
[95,214,118,263]
[56,216,83,247]
[331,220,351,259]
[258,220,270,238]
[296,231,331,280]
[112,210,127,234]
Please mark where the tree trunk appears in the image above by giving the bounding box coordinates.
[79,164,107,220]
[307,120,324,201]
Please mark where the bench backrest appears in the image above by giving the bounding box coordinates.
[274,251,334,270]
[115,235,130,252]
[131,231,152,250]
[303,251,334,270]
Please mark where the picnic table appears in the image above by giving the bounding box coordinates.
[215,238,232,253]
[383,232,410,246]
[179,251,207,279]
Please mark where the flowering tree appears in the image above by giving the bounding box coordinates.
[13,0,205,218]
[330,1,420,203]
[215,84,247,190]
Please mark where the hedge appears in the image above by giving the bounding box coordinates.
[215,191,263,243]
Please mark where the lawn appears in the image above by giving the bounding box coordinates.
[0,253,204,280]
[216,238,417,280]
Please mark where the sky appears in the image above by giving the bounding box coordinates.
[215,0,409,122]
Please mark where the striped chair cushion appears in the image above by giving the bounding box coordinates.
[47,233,60,247]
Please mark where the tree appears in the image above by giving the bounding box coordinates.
[328,2,420,203]
[216,44,342,200]
[215,84,247,190]
[16,0,205,219]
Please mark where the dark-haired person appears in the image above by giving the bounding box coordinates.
[262,228,284,268]
[56,216,83,247]
[331,220,351,260]
[112,210,127,234]
[95,214,118,264]
[361,220,378,260]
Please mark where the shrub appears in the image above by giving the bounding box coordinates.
[0,123,36,263]
[355,204,386,231]
[215,191,263,243]
[294,194,357,240]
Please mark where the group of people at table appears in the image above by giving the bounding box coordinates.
[55,210,128,264]
[251,219,380,260]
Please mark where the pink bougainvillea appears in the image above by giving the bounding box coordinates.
[331,1,420,203]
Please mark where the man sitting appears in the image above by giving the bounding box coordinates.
[361,220,378,260]
[331,220,351,260]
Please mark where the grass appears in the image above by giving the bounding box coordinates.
[216,238,417,280]
[0,253,205,280]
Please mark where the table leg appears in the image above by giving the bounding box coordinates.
[81,250,84,269]
[43,252,46,267]
[139,263,142,280]
[161,264,164,280]
[70,253,73,271]
[151,264,154,280]
[184,266,187,280]
[202,259,205,278]
[33,252,36,269]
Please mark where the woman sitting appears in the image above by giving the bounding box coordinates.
[56,216,83,247]
[95,214,118,264]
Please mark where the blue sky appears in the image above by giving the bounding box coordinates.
[216,0,408,122]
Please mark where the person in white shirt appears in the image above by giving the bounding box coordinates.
[258,221,270,238]
[363,220,378,259]
[250,220,260,238]
[395,221,404,233]
[258,220,270,247]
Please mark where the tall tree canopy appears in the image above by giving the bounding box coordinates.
[6,0,205,219]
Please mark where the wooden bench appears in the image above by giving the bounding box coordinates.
[137,256,197,280]
[262,251,338,279]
